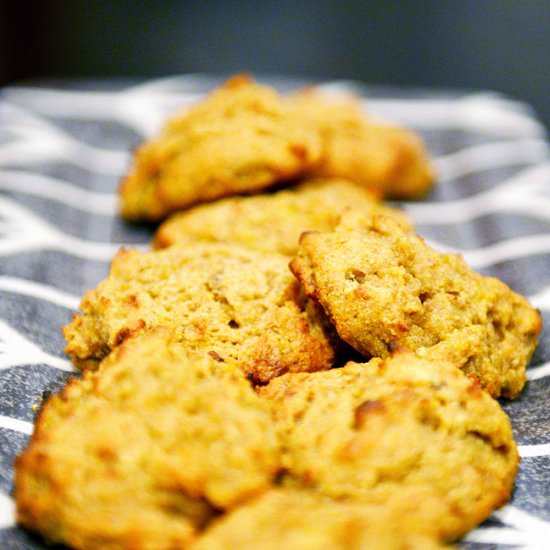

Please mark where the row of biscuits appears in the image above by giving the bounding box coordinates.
[16,332,513,549]
[14,76,542,549]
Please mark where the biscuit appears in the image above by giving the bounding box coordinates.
[194,489,450,550]
[119,75,322,221]
[260,353,518,540]
[64,242,336,383]
[153,177,412,254]
[287,89,434,199]
[15,332,281,549]
[290,212,541,397]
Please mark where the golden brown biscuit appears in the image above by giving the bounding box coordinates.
[64,242,336,383]
[194,489,451,550]
[260,353,518,540]
[287,88,434,198]
[16,332,281,550]
[153,177,411,254]
[290,212,541,397]
[119,75,322,221]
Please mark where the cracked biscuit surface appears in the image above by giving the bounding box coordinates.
[153,177,411,254]
[64,242,336,383]
[260,353,518,540]
[119,75,322,221]
[287,89,434,199]
[16,332,281,550]
[290,213,541,397]
[194,489,451,550]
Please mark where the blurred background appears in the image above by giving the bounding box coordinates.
[0,0,549,126]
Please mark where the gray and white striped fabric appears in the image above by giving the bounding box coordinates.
[0,76,549,549]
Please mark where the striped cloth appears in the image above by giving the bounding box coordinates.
[0,76,549,549]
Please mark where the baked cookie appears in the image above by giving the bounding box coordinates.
[16,332,281,549]
[64,242,336,383]
[290,212,541,397]
[153,177,411,254]
[119,75,322,221]
[194,489,450,550]
[260,353,518,540]
[287,88,434,199]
